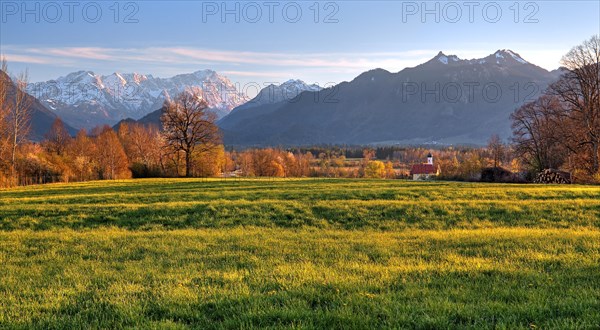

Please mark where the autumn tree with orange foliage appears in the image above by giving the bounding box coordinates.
[44,118,72,156]
[68,129,97,181]
[94,126,131,180]
[118,122,164,177]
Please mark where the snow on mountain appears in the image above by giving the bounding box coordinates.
[485,50,530,66]
[27,70,250,129]
[238,79,322,109]
[260,79,321,101]
[502,49,528,64]
[218,79,323,129]
[426,50,530,67]
[118,79,323,131]
[434,52,461,65]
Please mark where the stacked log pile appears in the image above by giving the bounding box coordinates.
[533,169,571,184]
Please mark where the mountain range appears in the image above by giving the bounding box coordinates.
[27,70,249,130]
[114,79,323,131]
[218,50,563,146]
[20,49,565,146]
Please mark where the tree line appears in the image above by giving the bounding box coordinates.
[0,87,227,186]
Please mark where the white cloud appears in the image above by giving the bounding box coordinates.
[2,45,436,71]
[2,45,565,87]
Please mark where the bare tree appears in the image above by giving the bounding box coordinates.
[67,129,97,181]
[161,91,221,177]
[118,122,163,176]
[94,126,130,180]
[487,134,505,168]
[550,35,600,175]
[4,68,32,178]
[511,95,567,172]
[45,118,71,155]
[0,57,9,170]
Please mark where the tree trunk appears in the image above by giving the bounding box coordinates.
[592,139,599,174]
[185,151,192,177]
[11,127,17,180]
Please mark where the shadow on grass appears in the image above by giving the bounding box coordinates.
[1,200,599,231]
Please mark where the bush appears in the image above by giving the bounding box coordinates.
[480,167,524,183]
[130,163,163,178]
[364,161,386,178]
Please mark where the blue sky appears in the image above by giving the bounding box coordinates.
[1,0,599,92]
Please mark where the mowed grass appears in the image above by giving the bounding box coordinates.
[0,179,599,328]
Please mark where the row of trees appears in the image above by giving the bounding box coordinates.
[0,82,226,186]
[3,117,516,185]
[511,35,600,183]
[1,126,227,187]
[236,145,517,181]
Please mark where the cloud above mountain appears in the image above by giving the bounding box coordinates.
[4,45,436,69]
[3,45,567,86]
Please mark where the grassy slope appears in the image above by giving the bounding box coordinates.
[0,179,599,329]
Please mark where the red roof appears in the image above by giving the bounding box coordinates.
[410,164,437,175]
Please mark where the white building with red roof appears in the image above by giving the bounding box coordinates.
[410,153,441,180]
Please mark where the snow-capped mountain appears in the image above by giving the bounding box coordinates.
[248,79,322,106]
[218,80,322,131]
[428,49,536,66]
[489,49,528,64]
[27,70,249,129]
[228,79,322,114]
[116,79,322,131]
[432,52,461,65]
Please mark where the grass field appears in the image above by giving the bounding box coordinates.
[1,179,599,328]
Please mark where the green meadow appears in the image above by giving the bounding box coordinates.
[1,179,599,328]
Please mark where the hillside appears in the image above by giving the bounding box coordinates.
[0,70,77,141]
[113,106,165,131]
